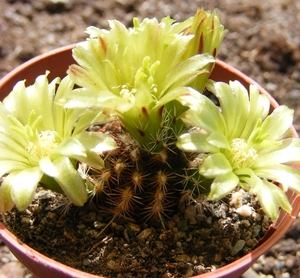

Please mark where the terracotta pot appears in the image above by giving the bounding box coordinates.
[1,45,300,278]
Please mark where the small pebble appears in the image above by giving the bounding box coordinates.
[0,261,27,278]
[195,214,207,222]
[161,272,173,278]
[246,238,257,248]
[185,206,196,220]
[175,254,191,262]
[82,258,91,266]
[35,190,55,199]
[194,265,206,274]
[137,228,152,241]
[241,219,251,227]
[206,216,212,224]
[185,267,194,277]
[87,212,96,222]
[230,190,244,208]
[236,205,252,217]
[189,218,197,225]
[251,212,262,222]
[177,220,188,232]
[275,260,285,270]
[214,253,222,262]
[93,221,107,230]
[231,240,246,256]
[289,90,300,99]
[281,273,291,278]
[266,82,277,91]
[285,255,296,269]
[77,224,86,229]
[191,255,198,264]
[154,241,164,250]
[276,238,297,253]
[21,217,33,225]
[243,230,252,241]
[167,220,176,230]
[262,257,276,274]
[1,257,9,264]
[127,222,141,235]
[252,225,262,238]
[252,262,263,272]
[107,260,119,271]
[3,250,18,262]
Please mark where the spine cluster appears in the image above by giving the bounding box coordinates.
[86,109,204,227]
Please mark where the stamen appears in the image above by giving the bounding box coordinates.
[120,85,136,103]
[27,130,61,162]
[229,138,257,169]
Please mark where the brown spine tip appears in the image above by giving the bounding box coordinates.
[99,36,107,53]
[213,47,217,57]
[198,33,204,54]
[141,106,149,117]
[137,128,146,137]
[158,105,164,119]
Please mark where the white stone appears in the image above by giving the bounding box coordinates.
[236,205,252,217]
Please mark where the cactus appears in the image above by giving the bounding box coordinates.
[62,8,227,226]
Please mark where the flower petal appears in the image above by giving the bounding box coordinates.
[180,93,226,134]
[207,171,239,200]
[161,54,215,96]
[260,105,294,141]
[74,131,117,153]
[3,73,57,130]
[177,133,219,153]
[253,179,291,221]
[206,81,238,138]
[0,176,15,212]
[241,169,291,221]
[200,153,232,179]
[240,85,270,139]
[56,137,87,158]
[9,167,43,211]
[62,87,119,109]
[39,157,59,177]
[256,138,300,166]
[254,164,300,193]
[52,157,88,206]
[207,131,230,150]
[72,111,114,135]
[0,160,28,177]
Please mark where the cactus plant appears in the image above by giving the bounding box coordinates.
[62,8,227,226]
[1,7,300,234]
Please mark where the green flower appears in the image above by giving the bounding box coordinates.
[62,8,226,149]
[177,80,300,220]
[0,73,117,212]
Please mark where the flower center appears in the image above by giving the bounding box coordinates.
[27,130,61,162]
[120,85,137,103]
[229,138,257,169]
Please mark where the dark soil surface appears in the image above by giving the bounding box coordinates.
[0,0,300,277]
[1,188,272,277]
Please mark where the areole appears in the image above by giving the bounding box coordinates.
[0,44,300,278]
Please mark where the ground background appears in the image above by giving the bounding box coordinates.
[0,0,299,277]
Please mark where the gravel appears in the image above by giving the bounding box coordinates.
[0,188,271,277]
